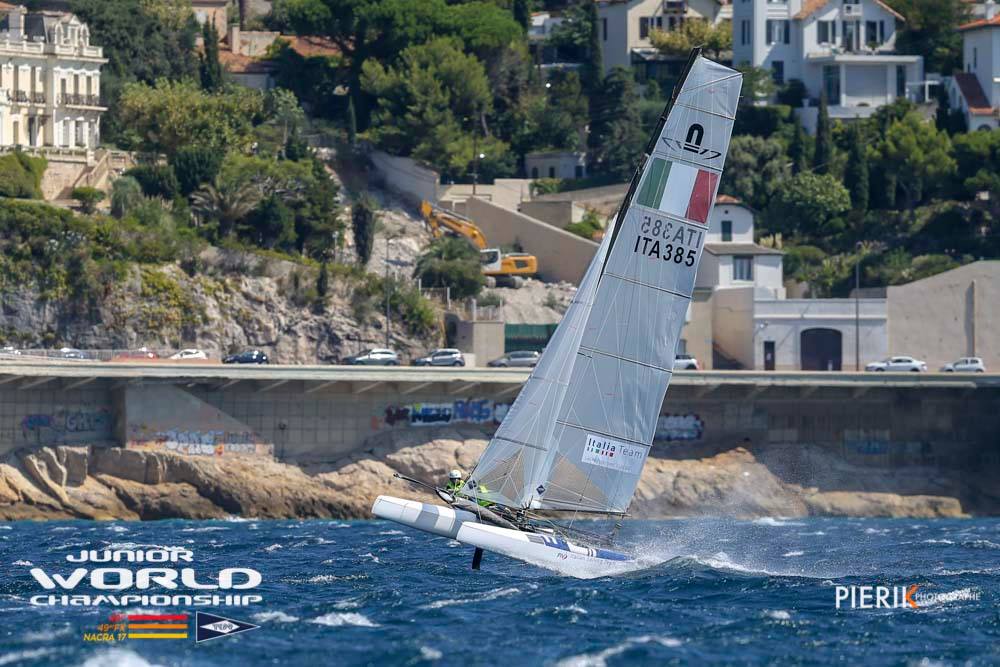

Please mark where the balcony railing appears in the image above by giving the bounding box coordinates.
[60,93,102,107]
[31,92,45,104]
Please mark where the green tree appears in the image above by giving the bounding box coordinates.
[546,1,591,62]
[582,0,603,95]
[813,92,833,175]
[885,0,969,74]
[124,164,180,199]
[513,0,531,31]
[110,176,143,218]
[844,124,870,214]
[317,259,330,297]
[650,19,732,60]
[414,236,485,299]
[199,22,224,92]
[117,79,265,155]
[245,194,297,251]
[264,88,307,158]
[171,145,224,197]
[788,113,810,174]
[362,38,508,177]
[720,135,791,212]
[736,65,777,107]
[765,172,851,240]
[72,0,200,142]
[875,112,956,213]
[351,195,377,265]
[191,177,263,238]
[588,67,644,180]
[71,187,105,214]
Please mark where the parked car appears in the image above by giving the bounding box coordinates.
[412,348,465,367]
[0,346,20,356]
[170,349,209,361]
[865,356,927,372]
[223,350,269,365]
[488,350,540,367]
[58,347,89,360]
[673,354,700,371]
[343,348,400,366]
[940,357,986,373]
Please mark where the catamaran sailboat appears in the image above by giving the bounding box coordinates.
[372,49,742,575]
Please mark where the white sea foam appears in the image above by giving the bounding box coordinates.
[252,611,300,623]
[180,526,229,533]
[422,585,532,610]
[264,543,283,552]
[310,612,379,628]
[379,530,405,535]
[864,528,890,535]
[753,518,804,527]
[922,539,953,544]
[12,560,32,566]
[0,648,60,666]
[334,597,361,610]
[798,531,826,536]
[0,526,11,530]
[765,610,792,620]
[306,575,338,584]
[963,539,1000,550]
[21,625,72,642]
[77,648,164,667]
[555,635,682,667]
[782,551,805,558]
[360,552,380,563]
[420,646,443,661]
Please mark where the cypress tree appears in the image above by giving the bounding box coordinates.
[317,260,330,297]
[582,0,603,96]
[199,23,223,92]
[513,0,531,31]
[789,113,809,175]
[813,92,832,175]
[352,196,376,266]
[844,124,869,213]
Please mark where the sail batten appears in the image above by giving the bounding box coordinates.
[465,50,741,516]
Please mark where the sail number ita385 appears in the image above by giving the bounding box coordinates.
[633,215,704,266]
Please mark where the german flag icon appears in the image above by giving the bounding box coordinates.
[126,613,189,640]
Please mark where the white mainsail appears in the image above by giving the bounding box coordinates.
[466,51,742,515]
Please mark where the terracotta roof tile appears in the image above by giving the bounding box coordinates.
[716,194,742,205]
[953,72,994,115]
[794,0,904,21]
[958,15,1000,31]
[281,35,340,59]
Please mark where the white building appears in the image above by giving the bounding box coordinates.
[732,0,923,130]
[681,195,888,370]
[525,150,587,180]
[948,6,1000,131]
[597,0,729,84]
[0,4,106,150]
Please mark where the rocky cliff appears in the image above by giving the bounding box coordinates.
[0,426,980,521]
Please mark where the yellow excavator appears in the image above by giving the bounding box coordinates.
[420,200,538,288]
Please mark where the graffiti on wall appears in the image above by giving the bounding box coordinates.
[20,408,112,444]
[377,399,509,430]
[127,426,273,458]
[654,414,704,441]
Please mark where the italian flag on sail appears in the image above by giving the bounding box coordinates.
[636,157,719,224]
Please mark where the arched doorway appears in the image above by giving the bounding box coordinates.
[800,328,842,371]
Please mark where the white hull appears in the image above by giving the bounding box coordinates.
[455,522,637,579]
[371,495,478,540]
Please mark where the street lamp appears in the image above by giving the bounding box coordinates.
[384,237,393,349]
[854,242,863,371]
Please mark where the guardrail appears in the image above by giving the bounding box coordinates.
[0,348,216,363]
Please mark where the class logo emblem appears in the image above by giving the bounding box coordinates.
[195,612,259,643]
[662,123,723,160]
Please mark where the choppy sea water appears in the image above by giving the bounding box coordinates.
[0,518,997,666]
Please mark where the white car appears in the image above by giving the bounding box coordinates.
[865,356,928,372]
[170,349,208,360]
[673,354,700,370]
[941,357,986,373]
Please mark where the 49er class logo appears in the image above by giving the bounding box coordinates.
[662,123,723,160]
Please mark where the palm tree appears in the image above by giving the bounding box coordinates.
[191,177,261,238]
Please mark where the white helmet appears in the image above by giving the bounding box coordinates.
[448,469,462,480]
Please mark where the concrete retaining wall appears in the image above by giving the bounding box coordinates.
[369,150,440,204]
[465,197,598,284]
